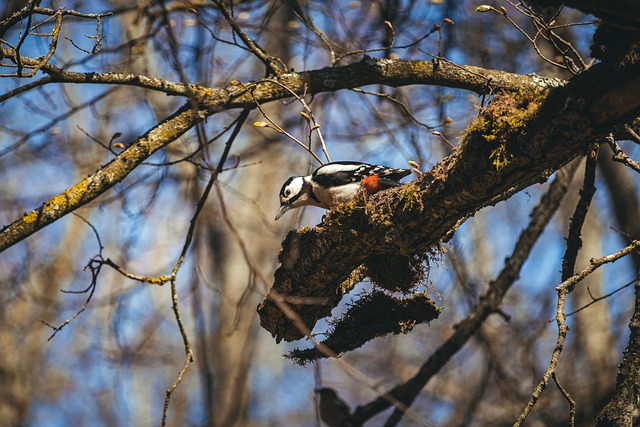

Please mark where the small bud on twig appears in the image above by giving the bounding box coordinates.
[300,111,312,122]
[408,160,422,175]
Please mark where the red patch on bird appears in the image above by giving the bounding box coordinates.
[361,175,383,194]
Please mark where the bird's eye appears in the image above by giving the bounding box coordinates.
[284,189,291,197]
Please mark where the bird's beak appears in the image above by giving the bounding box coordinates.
[274,203,290,221]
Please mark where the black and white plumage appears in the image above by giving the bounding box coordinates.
[316,388,352,427]
[275,161,412,220]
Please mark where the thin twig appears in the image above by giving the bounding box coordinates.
[13,0,39,77]
[0,2,112,37]
[160,298,193,425]
[487,2,588,74]
[160,109,250,426]
[245,80,325,164]
[333,18,451,65]
[514,240,640,426]
[623,124,640,145]
[259,78,331,162]
[0,88,119,158]
[287,0,336,65]
[212,0,285,76]
[103,259,170,285]
[566,277,638,317]
[145,114,245,167]
[552,371,576,426]
[350,87,440,130]
[607,134,640,174]
[40,214,103,340]
[558,242,640,294]
[18,9,63,78]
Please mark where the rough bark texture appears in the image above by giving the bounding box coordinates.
[258,49,640,342]
[596,289,640,427]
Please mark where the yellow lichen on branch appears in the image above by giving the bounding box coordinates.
[22,211,38,224]
[21,178,91,224]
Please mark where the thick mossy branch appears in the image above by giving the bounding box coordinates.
[259,53,640,343]
[257,226,361,342]
[463,90,544,170]
[365,254,429,294]
[287,291,441,365]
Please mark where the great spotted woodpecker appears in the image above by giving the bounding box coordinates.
[275,161,412,220]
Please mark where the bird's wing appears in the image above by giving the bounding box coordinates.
[312,162,412,187]
[378,167,412,181]
[312,162,369,187]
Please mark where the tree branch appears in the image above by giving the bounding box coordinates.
[259,51,640,342]
[562,148,599,281]
[0,49,565,100]
[515,152,598,425]
[0,104,209,253]
[352,159,578,426]
[0,56,565,253]
[607,135,640,174]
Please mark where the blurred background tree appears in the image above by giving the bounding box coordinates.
[0,1,639,426]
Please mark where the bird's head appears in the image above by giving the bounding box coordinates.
[275,176,306,220]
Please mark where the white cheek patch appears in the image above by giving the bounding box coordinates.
[281,177,304,203]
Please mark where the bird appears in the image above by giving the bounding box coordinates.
[316,387,352,427]
[275,161,412,220]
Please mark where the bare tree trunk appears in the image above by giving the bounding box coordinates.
[206,3,295,426]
